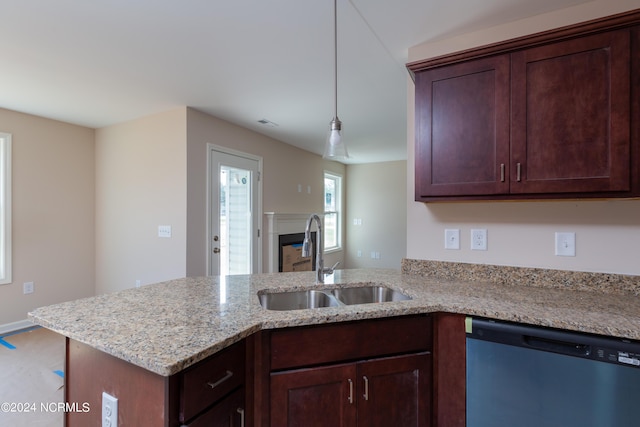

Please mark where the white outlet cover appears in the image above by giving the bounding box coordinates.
[555,232,576,256]
[444,229,460,250]
[471,229,488,251]
[102,392,118,427]
[158,225,172,238]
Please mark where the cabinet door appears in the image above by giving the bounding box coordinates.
[511,29,631,194]
[357,352,431,427]
[270,363,357,427]
[414,55,510,199]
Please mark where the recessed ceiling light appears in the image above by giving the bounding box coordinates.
[257,119,278,127]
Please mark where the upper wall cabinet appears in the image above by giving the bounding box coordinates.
[409,10,640,202]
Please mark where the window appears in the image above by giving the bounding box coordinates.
[0,133,10,284]
[324,172,342,251]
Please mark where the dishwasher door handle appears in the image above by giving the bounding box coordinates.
[524,335,590,357]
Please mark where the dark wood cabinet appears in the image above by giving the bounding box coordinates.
[414,55,510,198]
[179,340,246,426]
[270,353,431,427]
[358,353,431,427]
[510,29,630,195]
[64,313,468,427]
[182,388,245,427]
[410,12,640,201]
[271,363,357,427]
[259,315,433,427]
[65,338,246,427]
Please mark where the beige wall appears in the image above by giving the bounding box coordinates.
[406,0,640,275]
[0,108,95,328]
[95,108,188,294]
[185,108,346,276]
[345,161,406,269]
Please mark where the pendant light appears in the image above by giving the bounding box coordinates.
[323,0,349,159]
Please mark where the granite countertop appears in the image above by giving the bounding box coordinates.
[28,264,640,377]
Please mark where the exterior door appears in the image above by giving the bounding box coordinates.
[209,145,261,276]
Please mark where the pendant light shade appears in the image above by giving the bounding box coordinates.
[323,0,349,160]
[324,117,348,158]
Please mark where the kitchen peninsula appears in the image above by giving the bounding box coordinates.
[29,262,640,426]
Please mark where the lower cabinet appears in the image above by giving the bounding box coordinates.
[255,314,434,427]
[66,313,462,427]
[64,338,247,427]
[182,387,245,427]
[179,340,246,426]
[270,352,431,427]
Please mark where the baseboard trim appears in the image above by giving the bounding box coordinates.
[0,319,36,335]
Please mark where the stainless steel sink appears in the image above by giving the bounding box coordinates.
[258,284,411,310]
[332,286,412,305]
[258,289,342,311]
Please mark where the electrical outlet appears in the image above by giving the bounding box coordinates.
[23,282,34,294]
[471,229,488,250]
[102,392,118,427]
[444,229,460,250]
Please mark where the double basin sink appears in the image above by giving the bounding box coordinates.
[259,283,411,311]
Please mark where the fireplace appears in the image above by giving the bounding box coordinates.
[265,213,320,273]
[278,232,316,272]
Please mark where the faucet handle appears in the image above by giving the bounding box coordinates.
[324,261,341,275]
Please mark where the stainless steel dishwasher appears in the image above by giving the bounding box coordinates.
[466,317,640,427]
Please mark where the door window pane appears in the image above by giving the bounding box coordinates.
[220,166,251,275]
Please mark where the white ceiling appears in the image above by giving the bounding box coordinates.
[0,0,588,164]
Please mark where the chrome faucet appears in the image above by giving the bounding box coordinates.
[301,213,340,283]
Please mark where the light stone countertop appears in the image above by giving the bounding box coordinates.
[28,266,640,377]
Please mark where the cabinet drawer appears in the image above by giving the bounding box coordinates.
[270,315,432,370]
[180,340,245,422]
[182,387,245,427]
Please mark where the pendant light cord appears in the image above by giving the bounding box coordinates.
[333,0,338,119]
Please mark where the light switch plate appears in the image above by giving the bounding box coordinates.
[444,229,460,250]
[555,232,576,256]
[158,225,172,238]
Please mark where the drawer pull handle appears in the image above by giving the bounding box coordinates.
[207,370,233,389]
[237,408,245,427]
[348,378,354,404]
[363,376,369,401]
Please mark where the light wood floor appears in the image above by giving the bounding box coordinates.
[0,327,64,427]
